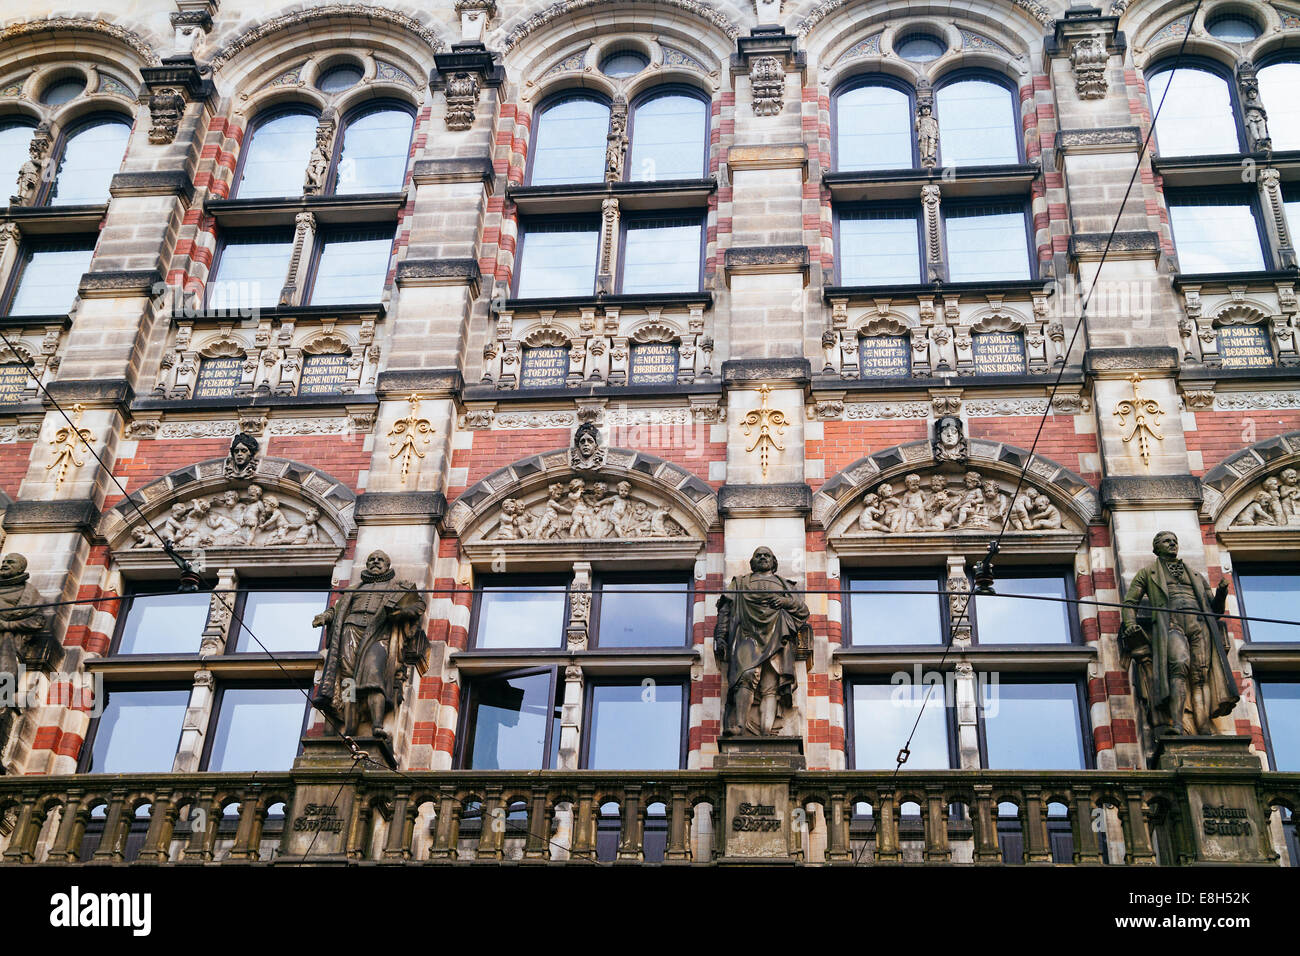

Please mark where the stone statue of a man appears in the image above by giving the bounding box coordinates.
[1121,531,1239,737]
[0,554,50,754]
[713,547,810,736]
[313,550,427,740]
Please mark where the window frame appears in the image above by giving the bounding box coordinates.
[625,84,712,184]
[1255,675,1300,772]
[974,673,1094,770]
[467,573,572,651]
[77,681,193,773]
[300,222,396,307]
[831,74,920,173]
[204,226,296,311]
[841,566,949,648]
[511,212,601,300]
[968,567,1081,647]
[832,200,925,287]
[108,583,215,657]
[938,195,1036,283]
[845,675,959,770]
[1232,562,1300,645]
[42,112,133,208]
[325,98,416,197]
[0,234,97,318]
[933,69,1025,169]
[453,665,562,770]
[222,578,331,655]
[1144,56,1248,159]
[1165,184,1272,275]
[524,90,613,188]
[579,676,689,770]
[231,105,322,201]
[615,209,707,295]
[198,678,313,772]
[590,570,693,649]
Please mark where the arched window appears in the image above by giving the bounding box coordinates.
[1259,60,1300,153]
[1146,63,1240,157]
[627,88,708,182]
[936,75,1020,167]
[834,79,914,172]
[0,119,34,187]
[331,103,414,195]
[48,115,131,206]
[235,109,319,200]
[527,93,610,186]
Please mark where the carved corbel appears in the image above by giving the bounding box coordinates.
[733,26,805,118]
[432,46,505,133]
[597,197,620,295]
[1051,9,1121,102]
[922,184,944,282]
[140,54,212,147]
[280,212,318,307]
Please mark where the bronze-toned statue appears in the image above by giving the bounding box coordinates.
[313,550,427,740]
[0,554,50,756]
[1121,531,1239,737]
[714,547,810,736]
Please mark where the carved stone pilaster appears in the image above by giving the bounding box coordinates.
[916,81,938,168]
[200,568,238,656]
[946,557,971,644]
[1260,168,1296,270]
[280,212,317,307]
[922,184,943,282]
[606,95,628,182]
[432,47,505,133]
[597,197,620,295]
[567,562,592,650]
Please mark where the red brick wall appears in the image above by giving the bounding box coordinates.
[812,420,929,485]
[0,442,31,499]
[1186,410,1300,475]
[969,415,1099,484]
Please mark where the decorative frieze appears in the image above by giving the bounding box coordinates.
[492,477,687,540]
[850,468,1066,536]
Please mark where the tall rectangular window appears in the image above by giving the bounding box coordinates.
[619,216,702,294]
[973,573,1074,645]
[838,208,922,285]
[234,588,329,653]
[1258,680,1300,771]
[850,681,950,769]
[4,239,95,316]
[207,231,294,311]
[585,682,685,769]
[1236,570,1300,643]
[85,689,189,773]
[846,573,944,645]
[115,591,212,655]
[1167,191,1266,273]
[594,577,690,648]
[981,681,1085,769]
[944,203,1031,282]
[206,686,307,771]
[308,227,393,305]
[514,219,598,298]
[461,670,561,770]
[473,579,567,649]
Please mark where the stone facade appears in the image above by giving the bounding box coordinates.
[0,0,1296,867]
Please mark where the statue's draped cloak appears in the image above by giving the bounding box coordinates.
[718,572,806,713]
[317,575,424,713]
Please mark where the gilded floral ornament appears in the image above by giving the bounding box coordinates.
[46,404,94,490]
[1114,373,1164,469]
[388,393,434,484]
[742,385,787,479]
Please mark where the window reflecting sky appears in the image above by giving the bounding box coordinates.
[310,231,393,305]
[849,577,942,645]
[208,234,294,310]
[975,576,1070,644]
[237,111,317,199]
[982,682,1083,769]
[587,683,683,769]
[90,690,188,773]
[334,108,413,194]
[837,85,913,171]
[516,223,598,298]
[7,242,94,316]
[945,206,1030,282]
[530,96,609,185]
[1148,68,1239,157]
[1237,573,1300,643]
[207,687,305,771]
[839,210,921,285]
[50,119,130,205]
[118,592,211,655]
[1261,63,1300,152]
[1168,200,1265,273]
[620,219,700,293]
[597,581,688,647]
[468,671,554,769]
[628,94,706,181]
[853,682,949,769]
[477,586,566,648]
[1261,682,1300,771]
[936,79,1018,166]
[237,590,329,653]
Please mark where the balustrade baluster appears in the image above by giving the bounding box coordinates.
[875,787,901,863]
[1023,786,1052,864]
[617,786,643,862]
[1070,788,1102,864]
[664,786,690,863]
[382,787,412,862]
[923,786,950,862]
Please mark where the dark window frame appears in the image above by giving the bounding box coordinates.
[300,222,396,307]
[968,567,1081,646]
[579,675,690,770]
[77,680,193,773]
[108,583,215,656]
[1144,56,1248,158]
[974,673,1094,770]
[42,111,133,207]
[511,212,601,299]
[841,567,949,647]
[830,73,920,173]
[615,208,707,295]
[1255,675,1300,772]
[0,234,98,317]
[198,677,313,772]
[1165,184,1272,273]
[590,570,693,649]
[454,664,562,770]
[204,226,296,310]
[845,675,959,770]
[231,105,322,201]
[524,90,612,188]
[1232,563,1300,645]
[933,69,1025,168]
[467,573,571,651]
[938,195,1036,283]
[625,84,712,184]
[832,200,925,286]
[325,98,417,196]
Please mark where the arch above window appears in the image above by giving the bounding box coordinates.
[527,93,611,186]
[627,87,708,182]
[235,108,319,200]
[834,77,915,172]
[48,115,131,206]
[1146,61,1242,158]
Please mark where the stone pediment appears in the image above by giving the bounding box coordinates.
[99,454,356,557]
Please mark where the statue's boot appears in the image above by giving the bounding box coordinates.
[732,685,756,735]
[368,692,388,739]
[1169,677,1189,736]
[759,693,778,736]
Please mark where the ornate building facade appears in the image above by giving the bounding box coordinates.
[0,0,1296,867]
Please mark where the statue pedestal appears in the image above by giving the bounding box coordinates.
[715,735,804,865]
[276,734,392,864]
[1155,735,1276,865]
